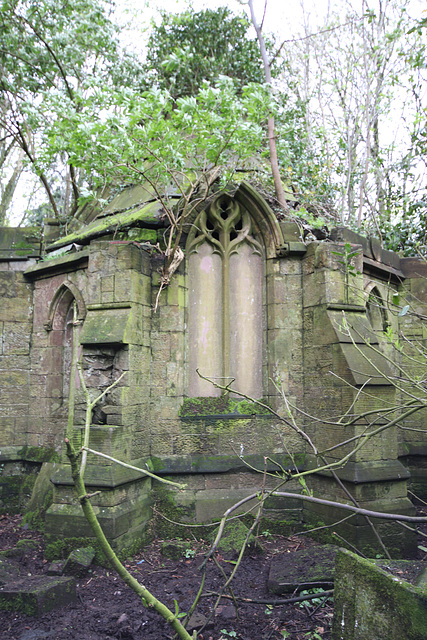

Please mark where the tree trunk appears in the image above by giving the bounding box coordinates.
[247,0,288,211]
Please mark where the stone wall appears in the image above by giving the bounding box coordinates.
[397,259,427,497]
[332,548,427,640]
[0,230,41,512]
[0,185,426,556]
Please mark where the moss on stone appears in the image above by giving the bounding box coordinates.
[16,539,38,551]
[213,520,262,558]
[179,397,271,417]
[239,514,302,537]
[154,486,207,540]
[120,228,158,243]
[44,535,108,565]
[23,462,55,531]
[17,446,61,463]
[47,200,169,250]
[333,549,427,640]
[0,464,40,515]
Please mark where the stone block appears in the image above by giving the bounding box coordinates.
[159,304,184,332]
[0,575,76,616]
[268,544,337,594]
[63,547,95,577]
[194,488,262,522]
[114,271,151,306]
[0,418,17,445]
[114,243,145,271]
[172,433,219,456]
[266,272,302,303]
[303,270,329,307]
[46,494,152,542]
[278,257,303,275]
[86,276,101,305]
[149,431,173,457]
[0,272,15,298]
[130,434,150,458]
[2,323,31,355]
[151,331,171,360]
[332,549,427,640]
[169,331,184,362]
[0,370,29,388]
[101,289,114,304]
[267,303,296,330]
[166,361,184,397]
[0,298,32,323]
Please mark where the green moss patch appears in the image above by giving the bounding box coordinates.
[17,447,61,463]
[268,544,337,594]
[0,575,76,616]
[179,397,271,417]
[212,520,263,559]
[44,535,107,566]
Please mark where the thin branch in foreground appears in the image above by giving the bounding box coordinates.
[81,447,186,488]
[65,438,195,640]
[201,589,334,606]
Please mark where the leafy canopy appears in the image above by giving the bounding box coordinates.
[45,77,273,203]
[0,0,144,218]
[144,7,265,99]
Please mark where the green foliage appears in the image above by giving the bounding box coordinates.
[47,77,272,202]
[384,326,403,352]
[379,202,427,257]
[274,95,336,213]
[145,7,265,99]
[298,588,333,610]
[331,243,362,278]
[0,0,144,221]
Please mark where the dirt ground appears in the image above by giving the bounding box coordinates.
[0,514,334,640]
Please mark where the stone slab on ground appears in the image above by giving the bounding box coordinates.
[0,556,21,584]
[332,548,427,640]
[268,544,338,594]
[0,575,76,616]
[63,546,95,577]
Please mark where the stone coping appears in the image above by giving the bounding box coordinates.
[24,248,89,278]
[48,453,301,488]
[305,458,411,484]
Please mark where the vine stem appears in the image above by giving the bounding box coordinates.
[64,438,195,640]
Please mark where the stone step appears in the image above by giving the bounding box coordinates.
[268,544,338,594]
[0,575,76,616]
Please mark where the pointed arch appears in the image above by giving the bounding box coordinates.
[44,281,86,331]
[187,191,265,397]
[44,281,86,417]
[234,181,286,258]
[365,282,389,333]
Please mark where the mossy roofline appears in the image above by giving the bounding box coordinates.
[47,199,174,251]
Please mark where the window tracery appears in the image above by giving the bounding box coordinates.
[187,195,264,397]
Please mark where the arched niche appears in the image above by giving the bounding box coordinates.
[187,193,264,398]
[365,284,389,334]
[45,282,86,412]
[45,281,86,332]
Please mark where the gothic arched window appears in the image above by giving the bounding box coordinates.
[366,286,388,334]
[187,195,264,398]
[45,282,86,413]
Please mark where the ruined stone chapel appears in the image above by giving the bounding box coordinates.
[1,180,427,556]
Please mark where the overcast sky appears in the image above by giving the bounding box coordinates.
[115,0,426,54]
[9,0,426,223]
[115,0,335,55]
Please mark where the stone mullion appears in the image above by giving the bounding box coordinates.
[221,222,230,390]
